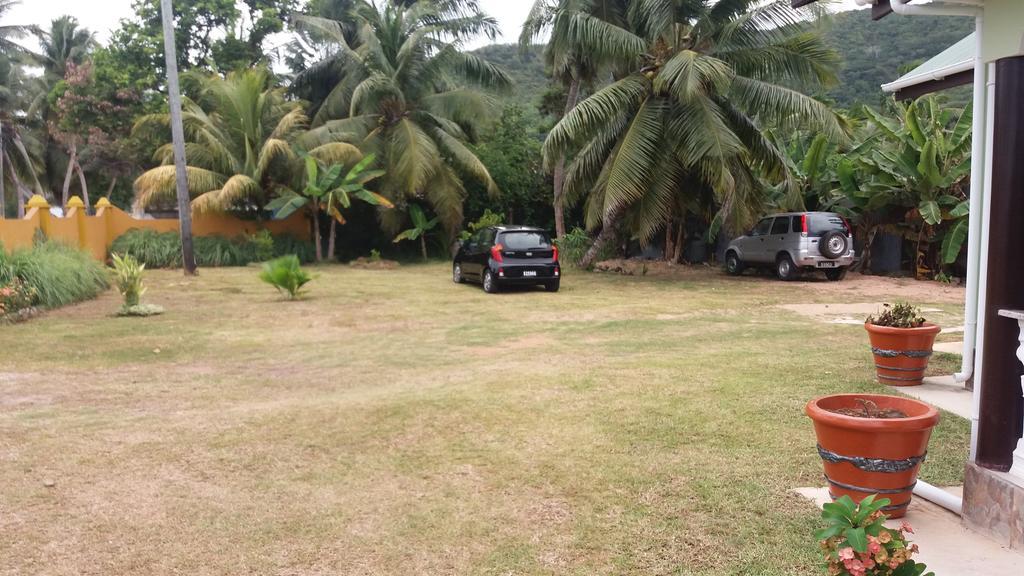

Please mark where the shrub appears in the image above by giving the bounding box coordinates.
[109,229,183,267]
[0,278,36,318]
[10,241,109,308]
[458,209,504,241]
[270,234,316,263]
[249,230,275,262]
[0,243,13,284]
[867,303,926,328]
[110,229,317,268]
[554,227,616,268]
[259,255,313,300]
[816,495,932,576]
[110,253,146,307]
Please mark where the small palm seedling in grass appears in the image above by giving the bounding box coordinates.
[259,255,313,300]
[111,253,164,317]
[816,494,932,576]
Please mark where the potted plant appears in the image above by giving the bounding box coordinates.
[816,494,933,575]
[806,394,939,519]
[865,303,940,386]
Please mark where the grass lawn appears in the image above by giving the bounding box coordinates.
[0,263,969,575]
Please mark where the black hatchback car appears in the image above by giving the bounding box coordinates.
[453,226,560,293]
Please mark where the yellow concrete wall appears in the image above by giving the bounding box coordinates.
[0,195,309,260]
[0,209,41,251]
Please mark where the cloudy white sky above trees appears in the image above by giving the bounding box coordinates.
[11,0,867,49]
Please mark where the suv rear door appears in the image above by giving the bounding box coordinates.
[765,215,791,262]
[496,231,556,274]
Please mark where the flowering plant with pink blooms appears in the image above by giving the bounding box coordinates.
[816,495,934,576]
[0,279,35,318]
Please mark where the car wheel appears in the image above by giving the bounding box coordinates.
[776,254,800,281]
[825,267,848,282]
[452,263,464,284]
[544,280,560,293]
[725,252,745,276]
[482,269,499,293]
[819,231,848,259]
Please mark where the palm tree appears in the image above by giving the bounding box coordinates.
[134,68,348,213]
[29,16,95,206]
[0,0,28,59]
[541,0,843,267]
[0,54,43,218]
[520,0,628,238]
[293,0,509,234]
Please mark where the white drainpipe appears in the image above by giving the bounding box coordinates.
[970,62,997,462]
[954,15,987,386]
[851,0,987,518]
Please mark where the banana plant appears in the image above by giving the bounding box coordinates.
[857,96,973,274]
[393,204,439,261]
[267,153,392,261]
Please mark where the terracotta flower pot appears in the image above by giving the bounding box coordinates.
[865,322,941,386]
[806,394,939,519]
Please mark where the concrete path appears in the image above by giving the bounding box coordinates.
[794,486,1024,574]
[890,375,972,419]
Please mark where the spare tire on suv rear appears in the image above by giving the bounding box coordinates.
[819,230,848,259]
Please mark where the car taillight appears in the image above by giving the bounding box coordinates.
[490,243,504,262]
[841,216,853,236]
[552,245,559,262]
[800,214,808,235]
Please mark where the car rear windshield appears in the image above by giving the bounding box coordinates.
[807,214,847,236]
[500,232,552,250]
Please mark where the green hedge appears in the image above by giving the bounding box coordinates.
[1,240,110,309]
[109,229,315,268]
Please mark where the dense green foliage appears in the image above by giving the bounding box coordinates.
[259,255,313,299]
[110,229,315,268]
[5,240,109,308]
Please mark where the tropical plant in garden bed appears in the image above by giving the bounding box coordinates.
[806,394,939,519]
[110,252,163,317]
[865,303,940,386]
[259,255,313,300]
[267,153,391,262]
[816,494,932,576]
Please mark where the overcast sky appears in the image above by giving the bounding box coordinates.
[8,0,868,49]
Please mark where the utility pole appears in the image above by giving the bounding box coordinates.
[159,0,196,274]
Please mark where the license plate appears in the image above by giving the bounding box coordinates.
[522,270,537,277]
[817,261,839,268]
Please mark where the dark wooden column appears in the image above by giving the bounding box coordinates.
[976,55,1024,470]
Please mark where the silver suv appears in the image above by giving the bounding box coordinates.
[725,212,855,281]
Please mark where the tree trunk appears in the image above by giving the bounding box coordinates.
[420,235,428,261]
[1,123,6,220]
[312,209,322,262]
[106,176,117,198]
[7,152,25,218]
[74,160,89,215]
[61,143,77,209]
[160,0,197,274]
[327,218,337,261]
[551,76,582,239]
[673,222,685,263]
[579,207,623,269]
[12,133,41,197]
[664,221,675,263]
[853,225,877,273]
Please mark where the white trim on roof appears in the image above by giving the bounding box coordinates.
[881,32,975,93]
